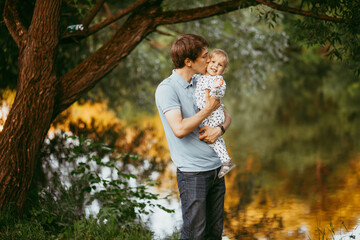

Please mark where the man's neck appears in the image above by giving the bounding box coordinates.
[175,68,195,83]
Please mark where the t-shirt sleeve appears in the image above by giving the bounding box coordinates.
[155,84,180,113]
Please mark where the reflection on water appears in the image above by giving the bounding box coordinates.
[222,155,360,240]
[217,57,360,239]
[150,150,360,240]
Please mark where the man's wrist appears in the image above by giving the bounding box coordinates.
[218,125,225,135]
[203,106,214,116]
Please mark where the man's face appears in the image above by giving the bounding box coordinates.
[192,48,209,75]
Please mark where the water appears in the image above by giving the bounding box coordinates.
[147,135,360,239]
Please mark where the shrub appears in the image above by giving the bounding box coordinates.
[1,134,173,239]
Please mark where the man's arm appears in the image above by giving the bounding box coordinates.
[164,90,220,139]
[199,108,232,144]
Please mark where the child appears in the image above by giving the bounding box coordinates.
[194,49,236,178]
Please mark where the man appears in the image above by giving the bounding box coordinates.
[155,34,232,239]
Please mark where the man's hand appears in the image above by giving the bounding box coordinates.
[205,89,221,111]
[199,126,222,144]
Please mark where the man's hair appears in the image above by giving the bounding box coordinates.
[209,49,229,69]
[170,34,209,69]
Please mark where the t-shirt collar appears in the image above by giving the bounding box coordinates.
[172,69,194,88]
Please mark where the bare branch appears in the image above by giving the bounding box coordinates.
[61,0,148,40]
[255,0,345,23]
[158,0,258,25]
[3,0,28,48]
[82,0,105,28]
[89,0,149,33]
[103,2,117,29]
[155,29,173,37]
[55,5,158,115]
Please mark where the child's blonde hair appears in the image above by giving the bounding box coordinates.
[209,49,229,69]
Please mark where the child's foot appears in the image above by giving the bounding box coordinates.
[218,161,236,178]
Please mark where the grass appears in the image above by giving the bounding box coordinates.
[0,212,154,240]
[310,221,358,240]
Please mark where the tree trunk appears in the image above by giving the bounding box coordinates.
[0,0,62,211]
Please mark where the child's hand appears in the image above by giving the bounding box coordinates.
[211,78,224,88]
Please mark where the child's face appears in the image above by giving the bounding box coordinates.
[206,54,226,76]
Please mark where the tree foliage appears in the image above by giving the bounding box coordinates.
[2,0,359,107]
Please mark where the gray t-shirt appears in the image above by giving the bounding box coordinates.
[155,70,221,172]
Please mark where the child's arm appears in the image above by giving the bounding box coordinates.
[211,78,224,88]
[210,76,226,99]
[195,75,211,110]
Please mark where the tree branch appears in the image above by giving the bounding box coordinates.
[3,0,28,48]
[82,0,105,28]
[155,29,173,37]
[29,0,62,45]
[57,0,261,113]
[103,2,118,30]
[158,0,258,25]
[55,2,159,116]
[88,0,150,33]
[255,0,345,23]
[61,0,148,41]
[16,0,62,94]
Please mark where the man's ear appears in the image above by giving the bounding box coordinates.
[184,58,192,67]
